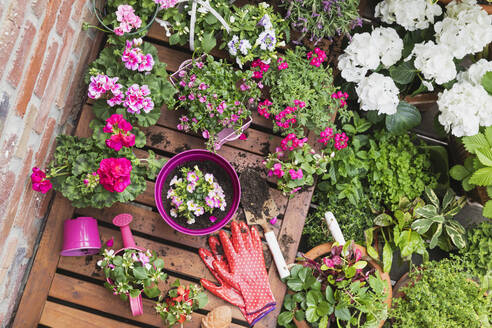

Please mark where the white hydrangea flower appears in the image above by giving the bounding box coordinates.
[338,28,402,83]
[372,27,404,67]
[434,0,492,59]
[438,81,492,137]
[410,41,457,85]
[457,59,492,86]
[356,73,400,115]
[375,0,442,31]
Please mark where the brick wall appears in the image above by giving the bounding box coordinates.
[0,0,103,325]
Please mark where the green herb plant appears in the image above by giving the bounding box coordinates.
[449,126,492,218]
[98,248,167,301]
[279,242,388,328]
[459,221,492,280]
[87,41,176,127]
[365,196,429,273]
[411,188,467,251]
[155,279,208,327]
[391,259,491,328]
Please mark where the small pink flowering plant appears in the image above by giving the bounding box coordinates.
[265,128,349,196]
[87,39,176,127]
[261,47,343,137]
[169,55,260,150]
[166,166,227,224]
[98,247,167,301]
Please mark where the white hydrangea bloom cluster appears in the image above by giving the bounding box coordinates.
[338,27,403,83]
[434,0,492,59]
[356,73,400,115]
[375,0,442,31]
[438,59,492,137]
[410,41,457,85]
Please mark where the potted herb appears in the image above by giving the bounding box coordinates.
[168,54,260,150]
[155,149,240,235]
[221,2,289,66]
[155,279,208,327]
[260,47,341,137]
[391,259,491,328]
[86,38,176,127]
[279,0,361,44]
[30,115,165,208]
[278,242,391,328]
[458,221,492,285]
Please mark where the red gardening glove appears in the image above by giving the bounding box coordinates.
[199,236,274,325]
[213,221,276,315]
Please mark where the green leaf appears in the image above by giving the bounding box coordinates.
[481,71,492,95]
[287,278,304,292]
[450,165,470,181]
[367,245,379,260]
[153,258,164,270]
[306,290,323,307]
[197,292,208,309]
[316,301,332,316]
[298,267,310,283]
[294,310,305,321]
[390,61,417,84]
[283,294,295,311]
[462,133,489,154]
[382,242,393,273]
[469,167,492,186]
[278,311,294,326]
[425,188,440,208]
[353,261,368,270]
[485,126,492,146]
[335,306,351,321]
[429,223,443,249]
[133,267,148,280]
[169,33,181,45]
[386,101,421,135]
[415,204,438,218]
[290,264,303,279]
[483,200,492,218]
[462,176,474,191]
[319,315,329,328]
[374,213,394,227]
[305,307,319,323]
[325,286,334,304]
[129,289,141,298]
[201,32,217,53]
[411,218,434,234]
[445,222,466,249]
[143,286,161,298]
[476,148,492,167]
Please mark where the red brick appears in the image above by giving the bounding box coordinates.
[15,0,63,117]
[35,118,57,166]
[56,0,75,35]
[33,42,59,98]
[32,0,49,17]
[72,0,87,21]
[0,2,28,80]
[0,236,19,283]
[11,149,34,231]
[0,171,16,245]
[7,21,37,87]
[55,60,74,109]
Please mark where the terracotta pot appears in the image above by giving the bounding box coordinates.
[438,0,492,14]
[293,243,393,328]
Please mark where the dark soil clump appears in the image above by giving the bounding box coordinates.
[239,168,270,221]
[161,160,233,230]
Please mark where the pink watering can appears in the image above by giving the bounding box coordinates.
[60,217,101,256]
[109,213,146,316]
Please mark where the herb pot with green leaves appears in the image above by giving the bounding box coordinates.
[278,242,392,328]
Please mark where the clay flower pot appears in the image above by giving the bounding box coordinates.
[293,242,393,328]
[154,149,240,236]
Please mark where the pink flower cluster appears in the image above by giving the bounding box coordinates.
[268,163,284,178]
[88,74,124,107]
[114,5,142,36]
[31,167,52,193]
[318,127,349,150]
[277,57,288,70]
[257,99,273,119]
[280,133,308,151]
[251,59,270,79]
[154,0,178,9]
[331,90,349,108]
[275,100,305,129]
[103,114,136,151]
[177,115,191,132]
[97,158,132,193]
[289,168,303,180]
[334,132,349,150]
[124,84,154,114]
[122,39,154,72]
[318,127,334,146]
[307,48,327,67]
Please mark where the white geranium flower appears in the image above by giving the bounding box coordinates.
[438,81,492,137]
[375,0,442,31]
[410,41,457,85]
[457,59,492,86]
[356,73,400,115]
[371,27,403,67]
[434,0,492,59]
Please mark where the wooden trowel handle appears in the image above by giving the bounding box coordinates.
[264,228,290,279]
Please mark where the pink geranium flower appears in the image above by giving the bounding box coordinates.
[97,158,132,192]
[30,167,52,193]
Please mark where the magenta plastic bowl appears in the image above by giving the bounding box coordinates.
[154,149,240,236]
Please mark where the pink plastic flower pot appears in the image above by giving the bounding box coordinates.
[170,56,252,150]
[155,149,240,236]
[106,214,145,316]
[60,217,101,256]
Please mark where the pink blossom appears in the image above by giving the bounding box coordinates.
[269,217,278,225]
[253,71,263,79]
[240,83,250,91]
[202,130,210,139]
[106,237,114,247]
[30,167,52,193]
[198,83,208,90]
[209,216,217,223]
[196,61,204,69]
[290,187,301,194]
[115,5,142,35]
[289,169,303,180]
[178,95,186,101]
[272,163,284,178]
[97,158,132,193]
[334,133,349,150]
[198,95,207,103]
[188,94,195,100]
[239,133,247,140]
[124,84,153,114]
[189,74,196,82]
[154,0,178,9]
[179,80,187,87]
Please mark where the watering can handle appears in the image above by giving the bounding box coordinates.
[129,293,143,316]
[113,214,137,249]
[324,212,346,245]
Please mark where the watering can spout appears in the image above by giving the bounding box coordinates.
[113,213,137,248]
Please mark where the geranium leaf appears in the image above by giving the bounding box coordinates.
[390,61,417,85]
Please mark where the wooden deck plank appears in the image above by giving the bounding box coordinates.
[49,274,246,328]
[40,301,137,328]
